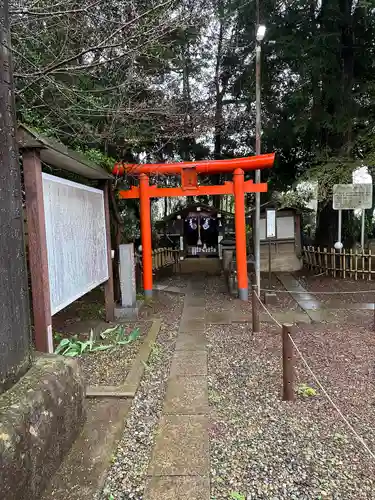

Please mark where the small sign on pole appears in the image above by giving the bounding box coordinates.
[266,208,276,239]
[266,209,276,289]
[333,183,373,249]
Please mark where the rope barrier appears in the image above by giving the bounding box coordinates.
[255,293,375,461]
[254,292,282,328]
[288,333,375,460]
[259,288,375,295]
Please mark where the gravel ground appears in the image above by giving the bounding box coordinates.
[208,320,375,499]
[100,292,184,500]
[138,291,185,322]
[296,270,375,305]
[79,321,151,386]
[203,274,303,316]
[155,275,189,289]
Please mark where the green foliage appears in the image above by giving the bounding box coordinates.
[75,147,116,173]
[11,0,375,244]
[230,492,246,500]
[297,384,317,398]
[208,389,221,404]
[54,326,141,357]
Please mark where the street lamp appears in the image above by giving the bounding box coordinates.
[256,24,266,41]
[254,24,266,294]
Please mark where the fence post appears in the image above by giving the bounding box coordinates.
[282,323,295,402]
[252,284,260,335]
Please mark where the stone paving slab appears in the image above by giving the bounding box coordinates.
[325,302,375,310]
[260,311,311,324]
[276,272,321,313]
[182,306,206,319]
[148,415,209,476]
[144,476,210,500]
[41,399,132,500]
[175,331,207,351]
[298,300,321,311]
[170,351,207,376]
[205,311,232,325]
[184,296,205,307]
[231,312,251,323]
[179,318,206,332]
[164,376,208,415]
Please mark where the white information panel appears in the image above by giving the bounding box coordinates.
[42,173,108,315]
[333,184,372,210]
[266,209,276,239]
[260,216,294,240]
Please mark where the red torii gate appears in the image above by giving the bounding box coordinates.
[114,153,275,301]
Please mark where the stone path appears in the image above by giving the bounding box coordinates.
[276,272,321,311]
[144,280,210,500]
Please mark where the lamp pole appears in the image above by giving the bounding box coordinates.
[254,24,266,294]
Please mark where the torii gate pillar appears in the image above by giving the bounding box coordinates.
[139,173,153,298]
[233,168,248,300]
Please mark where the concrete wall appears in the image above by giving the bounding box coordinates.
[260,240,302,272]
[258,211,302,272]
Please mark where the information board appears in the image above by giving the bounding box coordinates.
[42,173,108,315]
[333,184,372,210]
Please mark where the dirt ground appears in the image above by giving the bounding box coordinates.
[208,318,375,499]
[296,269,375,305]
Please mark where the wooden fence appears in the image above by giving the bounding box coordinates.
[151,247,179,271]
[135,247,179,272]
[303,245,375,280]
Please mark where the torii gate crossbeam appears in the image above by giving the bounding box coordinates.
[114,153,275,300]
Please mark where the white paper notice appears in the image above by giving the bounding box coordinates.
[266,209,276,239]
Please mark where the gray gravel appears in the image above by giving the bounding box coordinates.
[80,322,151,386]
[208,320,375,499]
[203,274,303,316]
[100,292,184,500]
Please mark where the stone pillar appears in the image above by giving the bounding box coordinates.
[115,244,139,319]
[120,244,136,308]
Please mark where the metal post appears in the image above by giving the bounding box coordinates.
[254,41,262,294]
[282,324,295,402]
[268,239,272,288]
[338,209,342,244]
[252,284,260,334]
[361,209,365,249]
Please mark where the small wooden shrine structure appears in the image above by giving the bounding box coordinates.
[156,204,231,259]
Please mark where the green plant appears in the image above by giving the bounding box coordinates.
[54,333,113,357]
[54,325,140,357]
[149,343,162,361]
[297,383,317,398]
[230,492,246,500]
[53,332,64,343]
[208,389,221,404]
